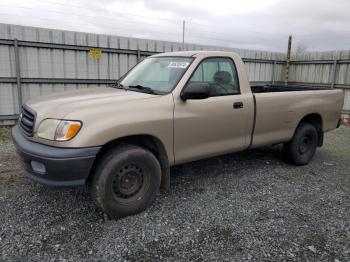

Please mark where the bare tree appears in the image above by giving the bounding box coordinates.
[295,43,308,54]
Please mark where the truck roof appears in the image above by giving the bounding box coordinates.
[152,50,237,57]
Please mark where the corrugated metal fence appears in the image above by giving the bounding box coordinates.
[0,23,285,123]
[0,23,349,125]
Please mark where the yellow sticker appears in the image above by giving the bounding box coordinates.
[89,48,102,59]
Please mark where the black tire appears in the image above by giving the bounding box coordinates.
[283,123,318,166]
[91,144,161,218]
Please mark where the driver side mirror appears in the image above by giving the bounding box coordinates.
[180,82,210,100]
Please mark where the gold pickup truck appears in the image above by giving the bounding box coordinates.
[12,51,344,218]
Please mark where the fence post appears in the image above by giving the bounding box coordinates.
[182,20,185,50]
[271,60,277,85]
[330,60,338,88]
[137,48,141,63]
[14,38,23,114]
[284,36,292,86]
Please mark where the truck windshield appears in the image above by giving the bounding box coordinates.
[120,57,193,94]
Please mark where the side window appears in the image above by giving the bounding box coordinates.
[189,57,240,96]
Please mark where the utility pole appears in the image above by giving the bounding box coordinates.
[182,20,185,50]
[284,35,292,86]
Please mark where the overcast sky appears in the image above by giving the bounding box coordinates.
[0,0,349,52]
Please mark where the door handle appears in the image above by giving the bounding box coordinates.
[233,101,243,109]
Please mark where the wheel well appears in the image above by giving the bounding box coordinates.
[88,135,170,191]
[297,113,323,146]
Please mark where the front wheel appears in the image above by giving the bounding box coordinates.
[91,145,161,218]
[283,123,318,166]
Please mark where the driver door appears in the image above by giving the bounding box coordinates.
[174,57,251,164]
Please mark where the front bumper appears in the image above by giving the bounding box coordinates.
[11,126,101,186]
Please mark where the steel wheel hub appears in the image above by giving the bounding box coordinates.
[112,164,144,198]
[299,136,311,154]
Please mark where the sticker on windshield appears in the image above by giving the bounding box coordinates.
[168,61,190,69]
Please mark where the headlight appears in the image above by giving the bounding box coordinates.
[37,119,82,141]
[37,119,60,140]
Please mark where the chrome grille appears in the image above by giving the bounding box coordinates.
[20,105,36,136]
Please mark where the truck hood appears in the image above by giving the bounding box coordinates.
[26,86,156,120]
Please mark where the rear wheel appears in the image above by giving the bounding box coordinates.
[91,145,161,218]
[283,123,318,166]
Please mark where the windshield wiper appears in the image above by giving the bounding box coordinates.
[128,85,159,94]
[110,81,127,90]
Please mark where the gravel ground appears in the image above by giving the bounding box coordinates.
[0,127,349,261]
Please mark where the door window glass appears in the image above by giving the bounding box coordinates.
[189,57,240,96]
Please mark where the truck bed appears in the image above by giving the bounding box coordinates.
[251,85,332,93]
[250,84,343,148]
